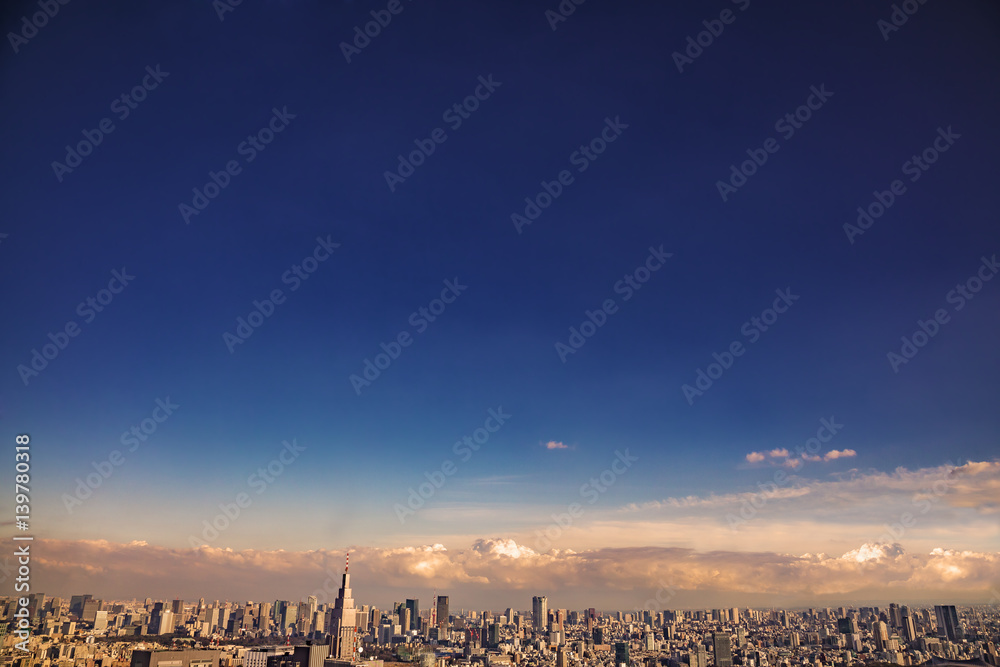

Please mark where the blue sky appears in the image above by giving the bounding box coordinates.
[1,0,998,605]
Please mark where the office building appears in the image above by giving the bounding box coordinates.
[329,558,358,661]
[436,596,449,632]
[713,633,732,667]
[614,642,629,667]
[533,596,548,634]
[934,605,964,643]
[405,599,419,631]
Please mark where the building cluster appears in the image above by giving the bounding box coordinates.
[3,570,998,667]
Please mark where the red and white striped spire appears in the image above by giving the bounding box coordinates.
[345,552,349,572]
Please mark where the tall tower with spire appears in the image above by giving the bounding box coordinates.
[329,553,358,661]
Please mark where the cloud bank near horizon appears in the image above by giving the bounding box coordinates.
[23,536,1000,610]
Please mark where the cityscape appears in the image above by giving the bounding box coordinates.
[2,3,998,667]
[2,561,999,667]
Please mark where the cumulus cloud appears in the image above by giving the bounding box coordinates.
[31,537,1000,608]
[544,441,571,450]
[747,447,858,466]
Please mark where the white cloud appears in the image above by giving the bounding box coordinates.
[32,537,1000,607]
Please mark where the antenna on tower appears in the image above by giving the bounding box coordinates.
[345,552,349,572]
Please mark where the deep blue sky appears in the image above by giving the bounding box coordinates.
[1,0,998,570]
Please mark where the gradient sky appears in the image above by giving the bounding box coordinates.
[1,0,999,609]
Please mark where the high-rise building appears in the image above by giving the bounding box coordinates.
[934,605,963,643]
[94,611,109,633]
[82,599,100,624]
[281,604,298,634]
[172,600,185,615]
[329,557,358,660]
[532,596,548,634]
[406,599,420,631]
[691,646,708,667]
[155,610,174,635]
[614,642,629,667]
[902,613,916,643]
[436,596,450,633]
[713,633,732,667]
[69,595,93,618]
[258,602,272,632]
[838,618,859,635]
[873,621,889,651]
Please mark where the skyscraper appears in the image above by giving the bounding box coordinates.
[902,613,916,643]
[713,632,732,667]
[436,596,450,633]
[614,642,629,667]
[873,620,889,651]
[329,556,358,661]
[934,605,964,643]
[406,599,419,631]
[69,595,93,618]
[533,596,548,634]
[691,647,708,667]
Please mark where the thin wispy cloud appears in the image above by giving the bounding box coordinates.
[543,440,572,450]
